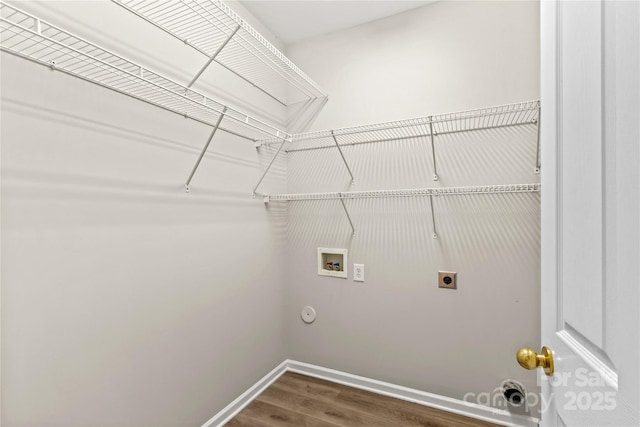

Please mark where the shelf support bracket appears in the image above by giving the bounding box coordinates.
[185,107,227,192]
[534,113,541,174]
[331,130,355,184]
[429,117,439,181]
[339,194,356,237]
[252,138,288,196]
[429,194,438,239]
[187,24,240,89]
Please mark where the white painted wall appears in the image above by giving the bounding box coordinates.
[284,0,541,416]
[1,1,288,426]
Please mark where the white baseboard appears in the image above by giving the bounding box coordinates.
[203,359,540,427]
[201,360,289,427]
[286,360,539,427]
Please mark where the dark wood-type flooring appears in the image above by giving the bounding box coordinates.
[225,372,500,427]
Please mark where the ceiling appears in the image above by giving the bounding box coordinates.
[238,1,435,45]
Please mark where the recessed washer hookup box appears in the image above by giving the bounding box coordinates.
[317,248,348,278]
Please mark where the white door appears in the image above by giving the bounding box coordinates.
[539,1,639,425]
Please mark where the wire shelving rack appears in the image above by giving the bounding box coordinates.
[262,184,541,202]
[112,0,327,106]
[260,184,541,238]
[260,100,539,151]
[253,100,541,194]
[0,1,292,191]
[0,1,541,238]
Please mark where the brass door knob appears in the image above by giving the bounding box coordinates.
[516,346,554,376]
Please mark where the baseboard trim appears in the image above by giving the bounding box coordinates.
[203,359,540,427]
[286,360,539,427]
[201,360,289,427]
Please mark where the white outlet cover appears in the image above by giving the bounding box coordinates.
[301,306,316,323]
[354,264,365,282]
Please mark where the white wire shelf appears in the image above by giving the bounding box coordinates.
[259,100,540,151]
[260,184,540,238]
[0,1,292,143]
[260,184,541,202]
[252,101,541,194]
[112,0,327,106]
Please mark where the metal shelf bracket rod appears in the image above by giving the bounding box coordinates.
[429,194,438,239]
[429,117,439,181]
[331,130,355,184]
[534,112,541,174]
[185,106,227,192]
[187,24,240,89]
[252,137,289,196]
[339,194,356,237]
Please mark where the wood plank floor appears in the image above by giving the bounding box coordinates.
[225,372,500,427]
